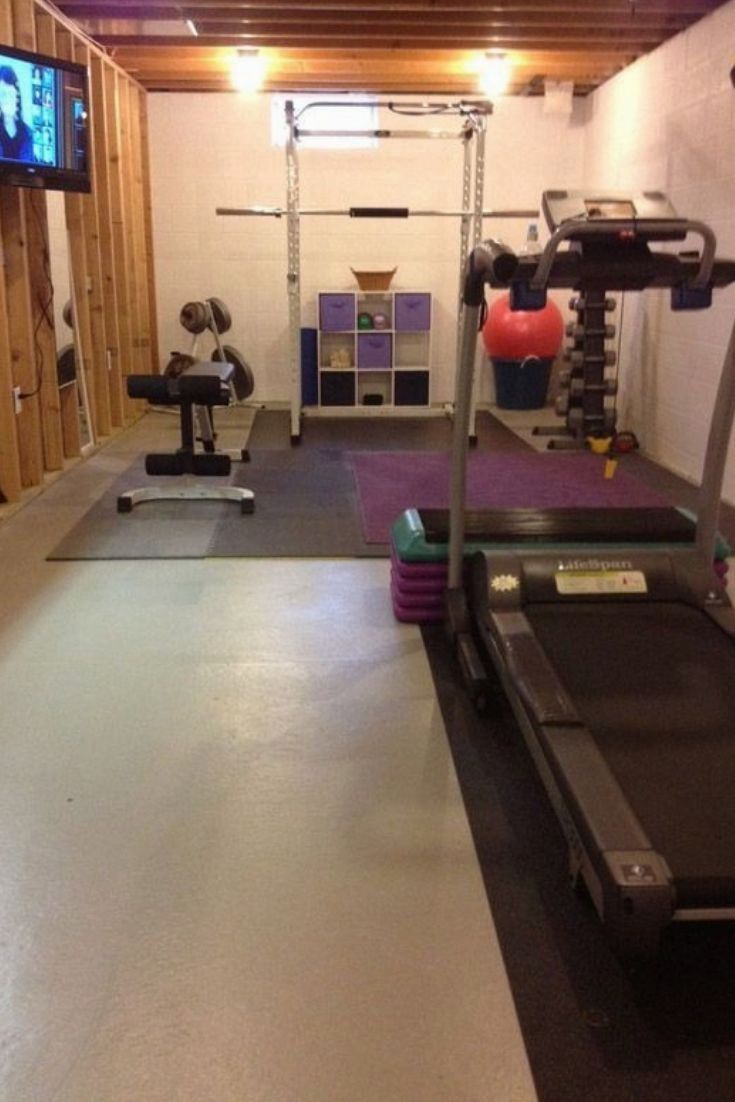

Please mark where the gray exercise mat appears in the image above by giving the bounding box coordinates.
[47,449,387,561]
[46,460,237,560]
[208,449,385,557]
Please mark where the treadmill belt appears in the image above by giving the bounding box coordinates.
[526,602,735,908]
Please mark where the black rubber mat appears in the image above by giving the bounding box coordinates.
[246,408,528,452]
[422,622,735,1102]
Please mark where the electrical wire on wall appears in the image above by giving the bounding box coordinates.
[21,190,56,402]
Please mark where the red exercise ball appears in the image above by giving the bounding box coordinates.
[482,293,564,360]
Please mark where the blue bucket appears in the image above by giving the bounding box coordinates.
[492,355,553,410]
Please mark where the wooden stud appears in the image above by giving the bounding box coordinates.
[0,187,45,486]
[127,83,152,376]
[0,3,23,501]
[73,39,111,437]
[56,25,98,442]
[103,65,135,419]
[0,242,22,500]
[0,0,46,487]
[138,91,159,374]
[34,7,81,458]
[118,79,144,389]
[89,54,124,425]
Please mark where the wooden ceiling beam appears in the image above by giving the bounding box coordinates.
[120,55,628,70]
[56,0,717,10]
[181,21,675,42]
[93,30,667,48]
[54,0,725,95]
[140,78,605,92]
[66,5,693,27]
[110,46,639,64]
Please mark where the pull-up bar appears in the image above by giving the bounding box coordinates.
[293,99,493,121]
[296,128,471,141]
[217,205,539,220]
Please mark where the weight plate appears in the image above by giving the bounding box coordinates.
[56,344,76,387]
[206,297,232,335]
[212,345,255,401]
[180,300,209,335]
[567,408,585,432]
[164,352,197,378]
[62,299,74,329]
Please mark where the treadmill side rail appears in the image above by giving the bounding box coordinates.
[602,851,675,958]
[492,612,580,725]
[476,606,677,957]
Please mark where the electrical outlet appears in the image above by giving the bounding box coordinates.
[12,386,22,414]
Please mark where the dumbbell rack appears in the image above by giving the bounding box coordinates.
[534,292,619,449]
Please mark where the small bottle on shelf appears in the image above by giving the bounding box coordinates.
[519,221,541,257]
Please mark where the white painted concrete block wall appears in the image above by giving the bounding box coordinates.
[583,0,735,496]
[147,94,585,405]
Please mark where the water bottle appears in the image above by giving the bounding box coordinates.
[519,222,541,257]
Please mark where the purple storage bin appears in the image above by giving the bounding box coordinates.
[395,293,431,331]
[357,332,392,369]
[319,294,356,332]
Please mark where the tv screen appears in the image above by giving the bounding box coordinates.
[0,44,90,193]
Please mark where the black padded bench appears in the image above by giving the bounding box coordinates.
[117,362,254,514]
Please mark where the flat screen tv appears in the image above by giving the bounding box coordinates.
[0,43,90,193]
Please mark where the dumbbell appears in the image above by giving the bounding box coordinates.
[581,410,618,433]
[569,377,618,398]
[569,295,617,313]
[565,322,616,340]
[563,349,617,368]
[555,393,570,417]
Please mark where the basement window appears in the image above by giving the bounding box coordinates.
[271,94,378,150]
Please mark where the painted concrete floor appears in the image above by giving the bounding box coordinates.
[0,414,537,1102]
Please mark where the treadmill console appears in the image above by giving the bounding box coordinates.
[542,189,687,241]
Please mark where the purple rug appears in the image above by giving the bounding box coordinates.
[349,450,670,544]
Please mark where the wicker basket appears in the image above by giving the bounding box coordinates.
[350,267,398,291]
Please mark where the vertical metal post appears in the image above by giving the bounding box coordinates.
[449,303,482,588]
[454,124,473,385]
[286,99,302,442]
[467,115,486,441]
[696,317,735,564]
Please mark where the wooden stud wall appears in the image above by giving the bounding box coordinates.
[0,0,157,505]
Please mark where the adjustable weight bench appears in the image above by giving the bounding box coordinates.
[117,362,255,515]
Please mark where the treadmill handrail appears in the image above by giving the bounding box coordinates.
[529,218,716,291]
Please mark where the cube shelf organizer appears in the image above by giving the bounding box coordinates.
[315,290,432,409]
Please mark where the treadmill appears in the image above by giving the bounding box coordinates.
[447,189,735,956]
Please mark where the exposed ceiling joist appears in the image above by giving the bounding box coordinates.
[50,0,728,95]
